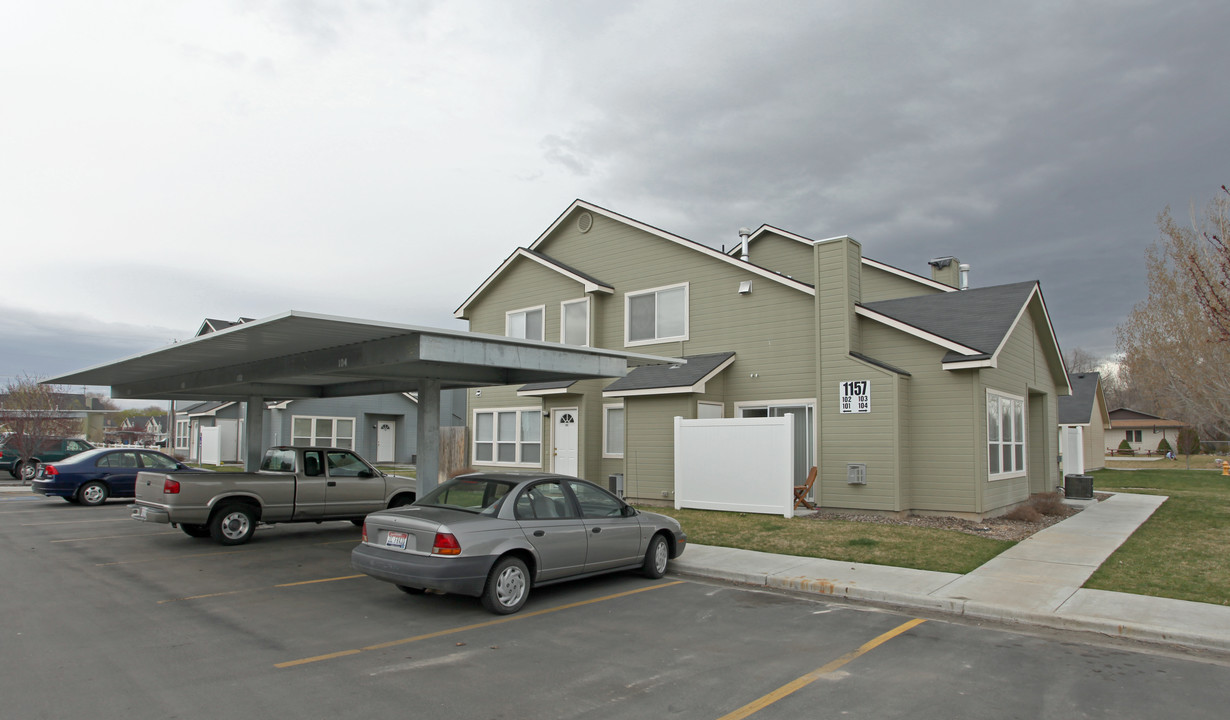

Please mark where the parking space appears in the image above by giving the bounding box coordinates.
[5,493,1230,719]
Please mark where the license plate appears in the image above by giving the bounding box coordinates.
[384,531,409,550]
[132,506,148,521]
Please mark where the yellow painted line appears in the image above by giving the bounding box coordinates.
[276,574,365,587]
[277,580,686,669]
[159,589,252,604]
[96,549,246,566]
[716,618,928,720]
[52,532,180,543]
[160,574,366,604]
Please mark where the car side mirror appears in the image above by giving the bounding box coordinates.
[359,469,375,479]
[622,505,637,518]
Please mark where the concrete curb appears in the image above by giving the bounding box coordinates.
[672,564,1230,656]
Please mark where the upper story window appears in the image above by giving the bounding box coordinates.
[506,305,545,341]
[987,390,1025,479]
[561,298,590,346]
[625,282,688,346]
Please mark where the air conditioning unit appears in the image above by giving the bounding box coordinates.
[847,463,867,485]
[608,473,625,497]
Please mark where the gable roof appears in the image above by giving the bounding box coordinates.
[1059,372,1109,426]
[603,352,736,397]
[736,225,957,294]
[858,281,1070,391]
[1108,408,1186,428]
[455,248,615,319]
[457,200,818,320]
[197,318,256,337]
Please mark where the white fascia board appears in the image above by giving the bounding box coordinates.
[855,306,983,356]
[603,354,735,398]
[536,201,814,297]
[455,247,613,319]
[517,387,572,397]
[942,358,996,370]
[744,226,954,294]
[861,257,957,293]
[603,386,692,398]
[975,284,1071,394]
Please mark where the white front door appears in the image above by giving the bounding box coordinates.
[376,420,396,464]
[552,408,579,476]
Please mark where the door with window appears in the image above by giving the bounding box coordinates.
[552,408,579,476]
[376,420,396,464]
[739,403,814,486]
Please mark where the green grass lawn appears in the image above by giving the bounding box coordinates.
[639,505,1013,575]
[1085,468,1230,606]
[642,467,1230,606]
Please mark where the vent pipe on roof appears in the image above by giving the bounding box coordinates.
[738,227,752,262]
[959,263,970,291]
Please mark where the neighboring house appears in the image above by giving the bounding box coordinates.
[455,200,1069,518]
[175,394,465,465]
[171,318,466,464]
[104,414,166,446]
[1108,408,1186,454]
[1058,372,1111,473]
[175,401,244,463]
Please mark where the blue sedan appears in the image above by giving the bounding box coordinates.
[32,448,209,506]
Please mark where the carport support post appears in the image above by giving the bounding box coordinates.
[244,396,264,472]
[416,378,441,494]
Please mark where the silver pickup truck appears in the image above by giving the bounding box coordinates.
[131,446,418,545]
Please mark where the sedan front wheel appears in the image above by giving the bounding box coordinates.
[642,534,670,579]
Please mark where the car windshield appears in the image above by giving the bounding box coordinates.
[416,477,516,515]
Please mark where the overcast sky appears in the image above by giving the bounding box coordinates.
[2,1,1226,400]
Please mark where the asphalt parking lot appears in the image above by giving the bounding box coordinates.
[4,493,1230,720]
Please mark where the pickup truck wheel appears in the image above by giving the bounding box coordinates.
[79,481,109,506]
[480,556,530,615]
[210,503,257,545]
[180,523,211,538]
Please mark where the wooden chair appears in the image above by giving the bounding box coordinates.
[793,466,818,510]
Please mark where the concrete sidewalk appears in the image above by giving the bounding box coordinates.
[671,492,1230,655]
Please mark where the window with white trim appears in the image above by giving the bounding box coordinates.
[292,415,355,449]
[603,404,625,457]
[561,298,590,346]
[506,305,544,341]
[987,391,1025,478]
[474,409,542,466]
[175,420,190,450]
[625,283,688,345]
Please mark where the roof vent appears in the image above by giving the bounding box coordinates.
[577,212,593,233]
[738,227,752,262]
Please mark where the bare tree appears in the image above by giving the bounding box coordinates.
[1117,189,1230,439]
[1064,347,1099,374]
[1175,185,1230,339]
[0,375,83,483]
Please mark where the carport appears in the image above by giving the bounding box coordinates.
[47,310,682,491]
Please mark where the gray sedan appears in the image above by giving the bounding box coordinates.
[351,472,687,614]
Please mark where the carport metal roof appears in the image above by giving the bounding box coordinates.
[47,311,684,487]
[47,311,682,402]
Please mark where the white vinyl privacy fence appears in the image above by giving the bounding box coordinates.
[674,415,796,518]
